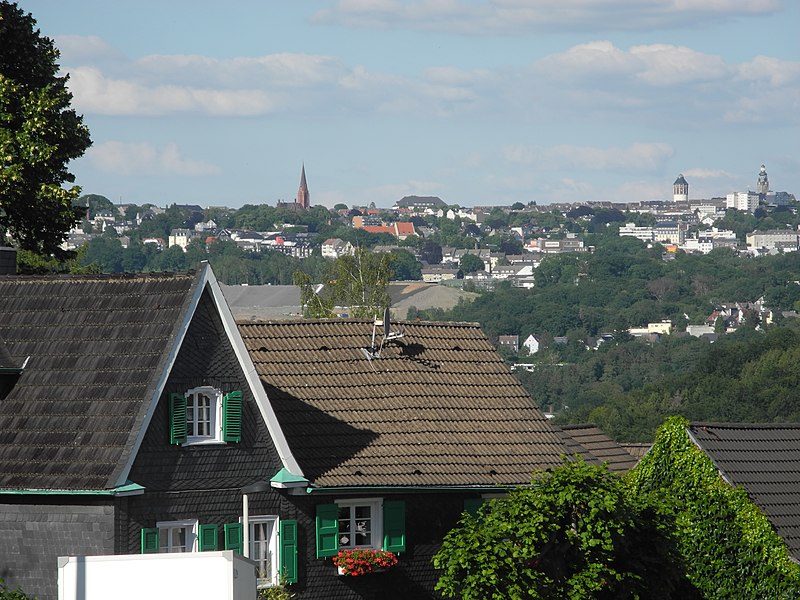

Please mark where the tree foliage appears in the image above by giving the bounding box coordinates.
[434,459,692,599]
[459,253,485,274]
[628,416,800,599]
[294,247,391,319]
[0,1,91,255]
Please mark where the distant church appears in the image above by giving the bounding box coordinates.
[673,174,689,202]
[277,164,311,210]
[757,164,769,198]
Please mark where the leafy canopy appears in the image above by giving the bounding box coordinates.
[627,416,800,599]
[434,459,691,599]
[0,1,91,256]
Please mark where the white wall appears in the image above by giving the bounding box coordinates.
[58,551,257,600]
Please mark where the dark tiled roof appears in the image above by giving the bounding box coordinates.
[0,336,19,370]
[688,422,800,561]
[239,320,568,488]
[621,443,651,460]
[558,424,640,472]
[0,272,199,490]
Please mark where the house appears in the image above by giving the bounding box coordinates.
[321,238,354,259]
[0,266,576,600]
[234,319,572,597]
[522,334,541,356]
[497,335,519,353]
[421,266,463,283]
[686,423,800,562]
[0,265,294,600]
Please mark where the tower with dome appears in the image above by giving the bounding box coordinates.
[673,174,689,202]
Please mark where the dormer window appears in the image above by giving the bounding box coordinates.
[169,387,242,446]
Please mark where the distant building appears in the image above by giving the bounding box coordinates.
[421,266,462,283]
[498,335,519,354]
[619,223,654,243]
[168,228,194,251]
[726,191,759,213]
[673,174,689,202]
[393,196,446,214]
[746,230,799,252]
[757,164,769,197]
[277,164,310,211]
[321,238,354,259]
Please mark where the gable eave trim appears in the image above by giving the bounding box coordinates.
[204,264,304,476]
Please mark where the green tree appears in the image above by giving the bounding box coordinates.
[294,247,392,319]
[628,416,800,599]
[387,249,421,280]
[0,2,91,255]
[459,253,485,274]
[434,459,692,599]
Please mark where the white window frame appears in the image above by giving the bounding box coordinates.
[184,386,224,445]
[247,515,280,589]
[335,498,383,550]
[156,519,198,553]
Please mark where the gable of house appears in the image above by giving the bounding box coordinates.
[688,422,800,561]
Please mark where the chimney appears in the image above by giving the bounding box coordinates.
[0,246,17,275]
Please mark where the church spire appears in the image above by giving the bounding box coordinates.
[296,163,310,209]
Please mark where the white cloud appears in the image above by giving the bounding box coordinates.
[682,168,734,179]
[86,142,220,177]
[55,35,124,64]
[736,56,800,86]
[313,0,782,34]
[503,142,674,171]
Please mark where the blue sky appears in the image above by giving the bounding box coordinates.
[19,0,800,209]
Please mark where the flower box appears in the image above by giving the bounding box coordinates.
[332,548,398,577]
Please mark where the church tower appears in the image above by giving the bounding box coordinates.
[757,164,769,197]
[296,164,310,210]
[673,174,688,202]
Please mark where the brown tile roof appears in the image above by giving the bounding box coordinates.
[558,424,640,472]
[0,272,199,490]
[238,320,568,488]
[688,422,800,561]
[621,443,651,460]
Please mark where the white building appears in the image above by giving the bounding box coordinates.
[726,192,759,213]
[619,223,654,243]
[746,230,799,252]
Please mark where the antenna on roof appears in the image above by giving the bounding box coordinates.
[361,306,404,360]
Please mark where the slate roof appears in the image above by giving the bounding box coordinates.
[238,320,568,488]
[558,424,640,472]
[688,422,800,561]
[0,271,200,491]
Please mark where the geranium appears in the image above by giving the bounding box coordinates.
[332,548,398,576]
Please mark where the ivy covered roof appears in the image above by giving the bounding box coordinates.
[688,422,800,561]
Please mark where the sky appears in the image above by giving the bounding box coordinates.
[18,0,800,209]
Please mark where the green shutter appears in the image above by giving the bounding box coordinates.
[315,503,339,558]
[169,393,187,445]
[463,498,484,517]
[222,390,242,443]
[140,528,159,554]
[383,500,405,553]
[224,522,243,555]
[199,524,219,551]
[279,520,298,584]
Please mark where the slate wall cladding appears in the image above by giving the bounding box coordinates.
[284,492,471,600]
[0,498,115,600]
[126,289,284,539]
